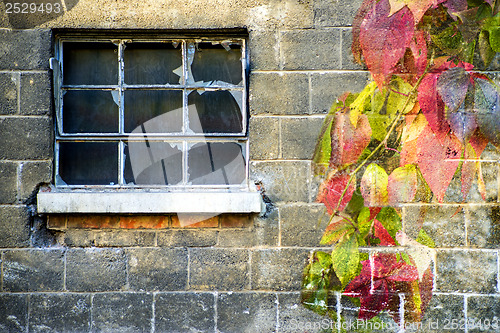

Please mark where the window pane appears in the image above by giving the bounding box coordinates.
[124,90,183,133]
[63,42,118,85]
[188,90,243,134]
[191,43,242,85]
[63,90,119,133]
[188,142,245,185]
[124,43,182,85]
[124,141,183,185]
[59,142,118,185]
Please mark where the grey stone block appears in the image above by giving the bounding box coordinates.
[250,161,311,203]
[281,29,341,70]
[310,71,371,113]
[251,248,309,291]
[3,249,64,291]
[467,205,500,248]
[59,230,95,247]
[155,292,215,332]
[250,72,309,115]
[436,250,497,293]
[403,205,465,247]
[0,205,30,248]
[280,204,326,247]
[91,293,153,333]
[20,72,51,116]
[281,116,324,159]
[278,292,335,333]
[0,72,18,115]
[314,0,364,27]
[127,248,188,291]
[19,161,52,202]
[189,248,249,291]
[248,30,279,70]
[29,293,91,333]
[406,294,465,333]
[249,116,280,160]
[217,292,277,333]
[276,0,314,29]
[94,230,155,247]
[0,117,52,160]
[467,296,500,333]
[0,294,28,333]
[341,28,367,70]
[0,161,18,204]
[218,212,279,248]
[66,248,127,292]
[157,229,217,247]
[0,30,52,70]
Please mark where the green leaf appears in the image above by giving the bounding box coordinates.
[376,207,402,240]
[331,233,360,286]
[386,77,414,115]
[320,216,356,245]
[312,111,336,175]
[360,163,389,206]
[478,30,496,68]
[416,228,436,248]
[350,81,378,126]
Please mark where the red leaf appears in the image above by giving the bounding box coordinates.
[389,0,435,25]
[359,280,390,320]
[374,219,396,246]
[418,71,450,142]
[410,30,429,76]
[416,125,462,202]
[359,0,415,88]
[317,172,355,214]
[330,111,372,168]
[352,0,378,64]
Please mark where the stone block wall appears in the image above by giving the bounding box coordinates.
[0,0,499,332]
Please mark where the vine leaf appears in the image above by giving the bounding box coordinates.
[442,0,468,18]
[409,30,429,76]
[418,67,451,142]
[416,125,462,202]
[461,142,479,200]
[331,111,373,168]
[312,112,336,175]
[301,251,341,316]
[344,253,419,320]
[388,0,435,24]
[359,0,415,88]
[350,81,378,126]
[320,215,356,245]
[388,164,418,204]
[475,77,500,146]
[374,219,396,245]
[332,233,360,286]
[352,0,379,64]
[361,163,389,207]
[317,171,355,214]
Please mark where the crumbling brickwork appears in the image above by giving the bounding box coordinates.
[0,0,499,332]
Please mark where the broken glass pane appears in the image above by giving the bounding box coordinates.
[124,43,182,85]
[124,140,183,185]
[124,90,183,133]
[191,43,242,85]
[59,142,118,185]
[63,42,118,85]
[63,90,119,133]
[187,142,245,185]
[187,90,243,134]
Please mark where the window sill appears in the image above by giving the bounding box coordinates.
[37,190,264,214]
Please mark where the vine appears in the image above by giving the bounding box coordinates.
[302,0,500,328]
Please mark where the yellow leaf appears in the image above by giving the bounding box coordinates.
[349,82,377,127]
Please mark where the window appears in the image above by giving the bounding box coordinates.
[38,32,262,214]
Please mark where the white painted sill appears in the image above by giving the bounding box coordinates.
[37,190,265,214]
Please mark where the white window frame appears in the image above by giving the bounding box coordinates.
[38,31,263,215]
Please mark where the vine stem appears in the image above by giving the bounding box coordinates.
[327,54,435,224]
